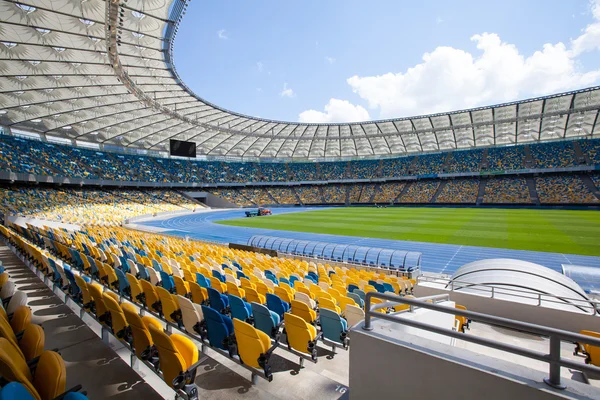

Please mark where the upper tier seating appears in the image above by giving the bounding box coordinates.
[530,142,576,169]
[445,150,482,173]
[485,146,524,171]
[319,162,347,180]
[288,163,318,181]
[412,153,446,175]
[380,157,412,178]
[349,160,380,179]
[581,139,600,165]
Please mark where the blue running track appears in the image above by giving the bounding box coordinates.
[138,207,600,290]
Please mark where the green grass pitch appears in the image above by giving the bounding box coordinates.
[217,207,600,256]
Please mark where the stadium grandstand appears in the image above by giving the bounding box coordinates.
[0,1,600,400]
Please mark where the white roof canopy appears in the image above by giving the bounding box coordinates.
[0,0,599,160]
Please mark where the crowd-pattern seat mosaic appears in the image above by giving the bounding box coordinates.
[530,142,576,169]
[435,179,479,203]
[398,181,439,203]
[535,175,598,204]
[319,162,347,181]
[485,146,524,171]
[482,177,531,204]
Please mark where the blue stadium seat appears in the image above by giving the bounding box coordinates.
[208,287,229,313]
[251,302,281,339]
[196,273,211,288]
[201,305,235,352]
[228,294,252,322]
[266,293,290,320]
[320,308,349,349]
[159,271,175,293]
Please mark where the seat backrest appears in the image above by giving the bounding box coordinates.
[251,302,277,337]
[347,292,363,308]
[196,273,211,288]
[266,293,287,319]
[0,382,36,400]
[102,293,128,337]
[32,350,66,400]
[173,276,189,297]
[320,308,346,344]
[156,286,179,323]
[122,307,158,358]
[88,284,108,317]
[318,296,339,314]
[232,318,270,369]
[140,280,160,313]
[228,294,250,322]
[188,282,206,305]
[201,305,233,350]
[148,325,196,388]
[177,295,203,335]
[126,273,143,304]
[291,300,315,324]
[19,324,45,365]
[0,338,35,397]
[245,288,264,305]
[207,288,226,313]
[7,291,27,315]
[294,291,314,308]
[0,281,15,300]
[283,313,316,355]
[10,305,31,333]
[274,287,292,303]
[114,269,129,294]
[344,304,365,327]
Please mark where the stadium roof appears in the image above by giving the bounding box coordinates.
[0,0,599,160]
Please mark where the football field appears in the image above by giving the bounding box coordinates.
[217,207,600,256]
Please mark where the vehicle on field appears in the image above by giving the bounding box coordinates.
[245,207,272,217]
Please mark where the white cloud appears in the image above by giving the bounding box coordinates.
[570,0,600,55]
[256,61,263,72]
[217,29,228,40]
[299,98,370,123]
[280,82,295,98]
[325,56,336,64]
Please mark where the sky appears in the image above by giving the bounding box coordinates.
[173,0,600,124]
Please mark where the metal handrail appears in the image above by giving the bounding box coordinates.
[417,275,600,314]
[362,292,600,390]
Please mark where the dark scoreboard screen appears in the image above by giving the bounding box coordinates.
[169,139,196,158]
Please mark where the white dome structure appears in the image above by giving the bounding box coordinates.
[449,259,596,314]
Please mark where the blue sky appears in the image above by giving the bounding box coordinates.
[174,0,600,123]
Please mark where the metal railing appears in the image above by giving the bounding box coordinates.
[362,292,600,390]
[417,275,600,314]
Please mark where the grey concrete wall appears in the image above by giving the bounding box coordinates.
[414,285,600,333]
[183,191,238,208]
[349,327,599,400]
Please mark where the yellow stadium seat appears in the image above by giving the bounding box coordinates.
[291,300,317,324]
[283,313,318,364]
[232,318,275,380]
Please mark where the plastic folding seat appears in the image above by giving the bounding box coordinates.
[294,292,316,309]
[283,313,319,363]
[266,293,290,320]
[212,270,226,283]
[18,324,45,361]
[6,291,27,315]
[347,292,364,309]
[232,319,276,381]
[274,286,293,304]
[88,284,113,324]
[209,277,227,294]
[196,273,211,288]
[347,284,359,293]
[0,281,15,300]
[74,275,94,311]
[0,272,8,288]
[382,282,394,293]
[207,287,229,313]
[177,296,203,336]
[354,289,366,302]
[226,282,245,299]
[255,281,273,297]
[140,280,161,313]
[102,264,119,291]
[156,286,182,325]
[290,300,316,324]
[173,276,190,297]
[228,295,252,322]
[0,382,36,400]
[455,304,470,333]
[114,269,130,296]
[148,325,200,397]
[102,293,133,341]
[320,308,349,350]
[239,278,255,290]
[10,305,31,333]
[160,271,176,293]
[200,305,235,353]
[0,338,68,400]
[245,287,265,305]
[236,270,248,280]
[188,282,207,305]
[318,296,341,315]
[126,273,145,306]
[344,304,365,328]
[122,307,162,359]
[63,269,80,298]
[147,268,161,286]
[338,296,357,313]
